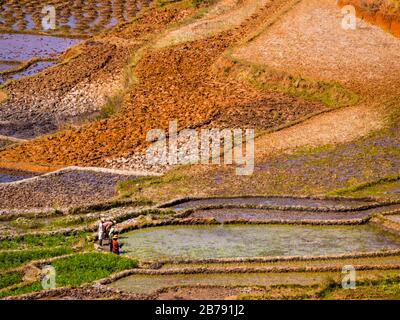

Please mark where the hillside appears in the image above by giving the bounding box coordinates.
[0,0,399,301]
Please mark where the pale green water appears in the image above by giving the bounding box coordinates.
[122,224,400,261]
[108,270,400,295]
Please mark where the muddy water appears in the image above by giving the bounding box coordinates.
[0,34,80,61]
[0,33,79,83]
[190,204,400,222]
[109,270,400,295]
[0,173,28,183]
[190,208,371,222]
[122,225,400,261]
[0,0,152,34]
[0,169,36,183]
[168,197,374,211]
[0,61,55,85]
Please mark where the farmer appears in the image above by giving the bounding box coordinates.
[108,224,118,252]
[98,218,105,246]
[103,219,113,242]
[111,234,123,255]
[103,220,113,233]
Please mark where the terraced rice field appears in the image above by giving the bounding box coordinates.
[167,196,376,210]
[188,207,381,222]
[121,224,400,261]
[0,0,399,301]
[0,0,152,35]
[0,168,141,210]
[108,269,400,295]
[0,33,79,61]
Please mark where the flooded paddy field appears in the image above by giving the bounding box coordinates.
[0,0,151,35]
[108,269,400,295]
[122,224,400,261]
[0,168,37,183]
[161,254,400,270]
[0,33,80,84]
[0,60,55,85]
[0,33,80,61]
[0,0,153,87]
[167,197,376,211]
[186,203,400,222]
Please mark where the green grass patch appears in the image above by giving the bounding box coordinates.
[246,65,358,108]
[155,0,213,7]
[328,174,400,197]
[292,144,334,156]
[117,172,187,199]
[0,281,43,299]
[9,218,45,230]
[223,54,358,108]
[0,232,89,250]
[0,271,24,290]
[318,275,400,300]
[0,248,73,270]
[49,216,95,228]
[0,253,138,299]
[97,93,124,119]
[50,253,138,287]
[155,0,184,6]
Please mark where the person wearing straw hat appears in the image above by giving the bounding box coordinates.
[111,234,123,255]
[109,224,117,252]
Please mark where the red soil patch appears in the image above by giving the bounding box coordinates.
[0,1,328,169]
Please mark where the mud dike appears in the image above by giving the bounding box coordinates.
[89,196,397,299]
[0,0,152,36]
[2,195,400,300]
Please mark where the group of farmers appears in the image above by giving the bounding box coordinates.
[98,218,123,255]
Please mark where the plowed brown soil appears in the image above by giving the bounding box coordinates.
[0,41,127,138]
[0,0,327,170]
[0,5,196,140]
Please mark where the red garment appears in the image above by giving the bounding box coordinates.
[111,239,120,255]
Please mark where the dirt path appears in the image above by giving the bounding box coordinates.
[254,101,384,160]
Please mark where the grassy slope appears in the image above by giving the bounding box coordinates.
[0,253,138,299]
